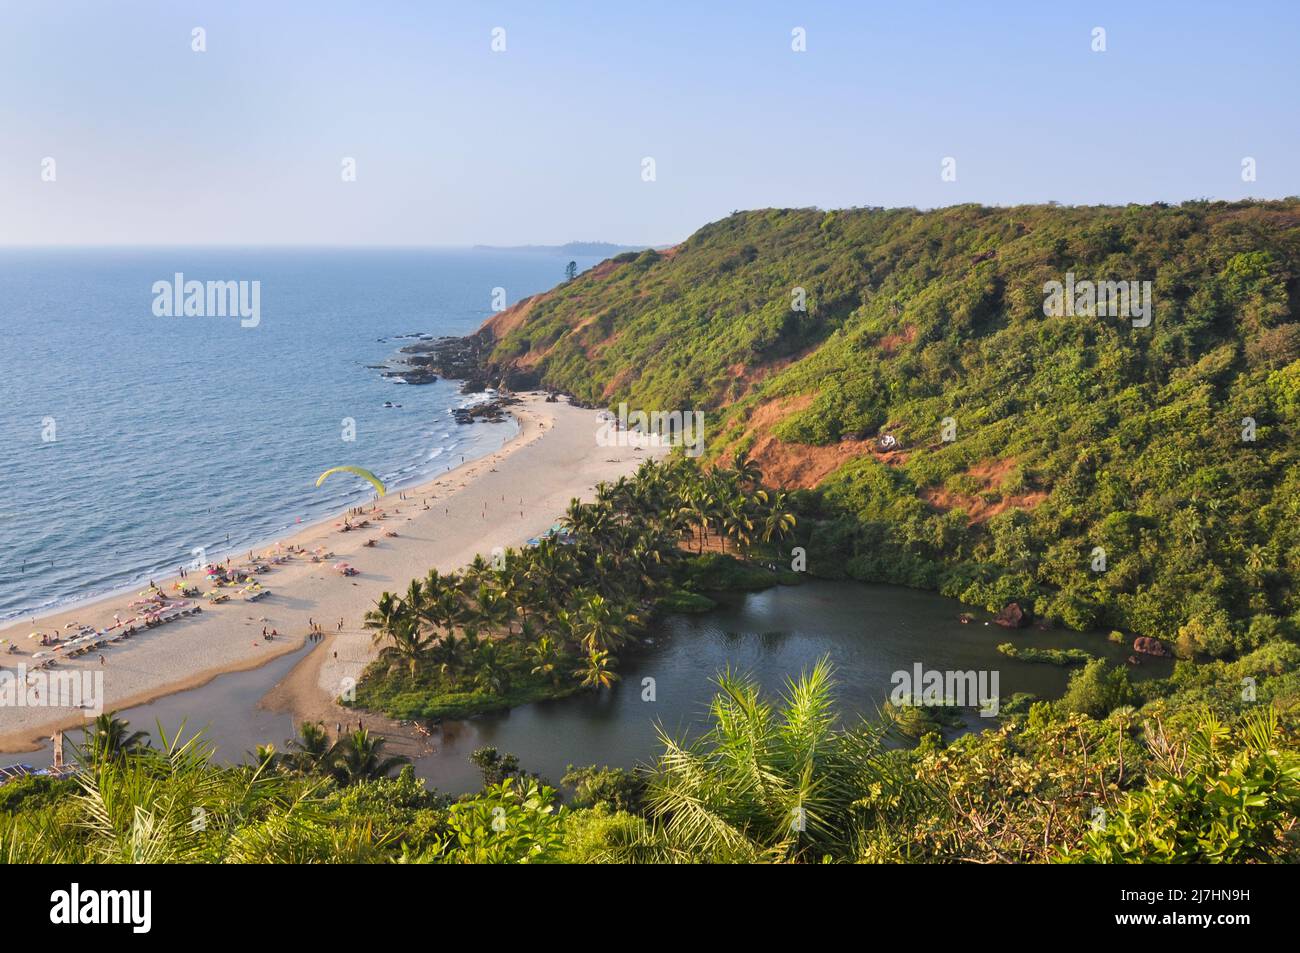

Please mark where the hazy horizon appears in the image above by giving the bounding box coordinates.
[3,1,1298,246]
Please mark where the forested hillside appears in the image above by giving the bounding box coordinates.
[481,201,1300,653]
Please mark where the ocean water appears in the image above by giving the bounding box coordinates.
[0,248,598,624]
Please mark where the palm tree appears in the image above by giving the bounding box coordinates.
[679,487,716,553]
[81,713,150,764]
[624,533,666,593]
[621,660,896,863]
[572,592,634,654]
[574,648,620,690]
[1243,543,1269,587]
[474,584,513,636]
[524,538,578,615]
[363,591,407,648]
[732,452,763,489]
[760,492,797,549]
[720,493,756,553]
[251,744,279,770]
[284,721,336,776]
[420,569,459,627]
[528,634,563,687]
[402,578,426,619]
[429,631,464,679]
[330,728,409,785]
[1,725,400,863]
[562,497,615,543]
[470,640,510,695]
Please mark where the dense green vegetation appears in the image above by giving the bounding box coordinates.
[3,655,1296,863]
[997,642,1097,665]
[9,202,1299,864]
[487,201,1300,659]
[350,456,797,720]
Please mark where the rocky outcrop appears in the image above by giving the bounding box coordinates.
[382,366,438,384]
[993,602,1028,629]
[379,330,547,393]
[1132,636,1171,658]
[451,397,517,425]
[388,334,489,387]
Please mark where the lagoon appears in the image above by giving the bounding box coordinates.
[2,580,1169,795]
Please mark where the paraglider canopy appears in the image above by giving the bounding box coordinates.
[315,465,386,497]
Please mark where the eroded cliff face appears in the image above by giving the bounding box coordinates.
[447,201,1300,643]
[464,201,1300,512]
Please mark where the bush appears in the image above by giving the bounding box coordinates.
[561,765,646,813]
[1059,659,1134,718]
[657,590,718,613]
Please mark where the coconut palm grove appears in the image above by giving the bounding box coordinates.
[6,13,1300,939]
[4,441,1299,864]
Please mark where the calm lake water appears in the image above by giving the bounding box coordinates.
[5,580,1172,794]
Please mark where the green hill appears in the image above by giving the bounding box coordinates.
[480,201,1300,655]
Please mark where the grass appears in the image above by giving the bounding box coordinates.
[997,643,1098,666]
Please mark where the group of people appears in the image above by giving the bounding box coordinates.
[305,617,344,642]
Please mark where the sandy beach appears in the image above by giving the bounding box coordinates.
[0,394,660,752]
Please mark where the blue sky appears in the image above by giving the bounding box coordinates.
[1,1,1296,246]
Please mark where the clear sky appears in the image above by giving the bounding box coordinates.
[2,0,1297,246]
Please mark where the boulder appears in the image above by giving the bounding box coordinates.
[1132,636,1171,658]
[993,602,1028,629]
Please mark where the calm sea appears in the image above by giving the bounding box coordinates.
[0,248,598,623]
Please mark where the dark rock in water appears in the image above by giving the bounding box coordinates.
[993,602,1028,629]
[377,326,551,395]
[451,397,517,425]
[381,367,438,384]
[387,334,489,386]
[1132,636,1171,657]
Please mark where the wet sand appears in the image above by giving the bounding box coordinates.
[0,394,660,751]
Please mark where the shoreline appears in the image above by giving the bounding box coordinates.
[0,408,517,631]
[0,393,657,753]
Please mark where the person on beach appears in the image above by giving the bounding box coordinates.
[337,618,343,631]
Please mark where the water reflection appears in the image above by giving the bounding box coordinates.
[3,581,1172,797]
